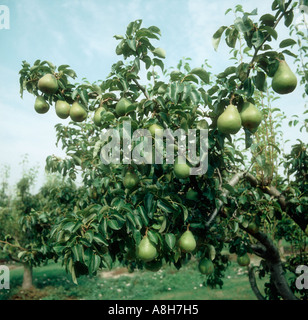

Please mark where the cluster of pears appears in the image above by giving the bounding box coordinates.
[217,101,262,135]
[34,74,88,122]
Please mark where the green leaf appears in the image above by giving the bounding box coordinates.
[136,28,159,40]
[284,10,294,27]
[145,193,155,217]
[126,20,142,37]
[62,221,76,232]
[114,35,124,40]
[107,219,122,230]
[165,233,176,250]
[234,17,253,33]
[153,58,164,71]
[93,234,108,246]
[254,71,267,92]
[170,70,183,81]
[72,244,83,262]
[148,26,161,35]
[63,69,77,79]
[89,254,101,274]
[183,74,199,84]
[189,67,210,84]
[279,38,296,48]
[126,39,137,51]
[260,14,276,27]
[157,199,175,213]
[252,31,265,48]
[277,0,285,11]
[243,78,254,97]
[190,88,201,105]
[182,82,192,101]
[142,55,152,69]
[226,27,239,48]
[281,50,298,58]
[212,26,227,51]
[147,230,159,245]
[261,26,278,40]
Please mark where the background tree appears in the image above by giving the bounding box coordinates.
[0,158,79,289]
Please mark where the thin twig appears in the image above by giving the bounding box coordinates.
[133,78,149,99]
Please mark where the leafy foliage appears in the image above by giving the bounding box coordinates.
[9,1,308,299]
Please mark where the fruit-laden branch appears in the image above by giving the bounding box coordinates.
[207,171,307,232]
[206,171,302,300]
[245,173,307,232]
[248,266,265,300]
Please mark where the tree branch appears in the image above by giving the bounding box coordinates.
[0,240,27,252]
[133,78,149,99]
[248,266,265,300]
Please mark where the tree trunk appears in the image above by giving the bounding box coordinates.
[250,232,298,300]
[22,263,33,290]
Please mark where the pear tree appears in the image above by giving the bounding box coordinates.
[17,0,307,300]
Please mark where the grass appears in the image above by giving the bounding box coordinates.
[0,255,267,300]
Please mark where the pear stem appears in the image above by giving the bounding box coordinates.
[187,224,190,231]
[229,94,235,105]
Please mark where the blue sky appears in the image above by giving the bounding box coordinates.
[0,0,307,192]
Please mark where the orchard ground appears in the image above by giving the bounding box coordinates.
[0,254,266,300]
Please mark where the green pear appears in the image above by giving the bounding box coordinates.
[217,104,242,134]
[38,74,58,95]
[115,98,132,116]
[34,96,50,114]
[136,236,157,262]
[55,100,70,119]
[174,157,191,179]
[123,171,139,190]
[247,222,259,234]
[149,124,164,138]
[237,253,250,266]
[272,60,297,94]
[70,102,87,122]
[197,119,209,130]
[178,230,196,253]
[198,258,214,275]
[240,102,262,133]
[93,106,105,126]
[152,47,166,59]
